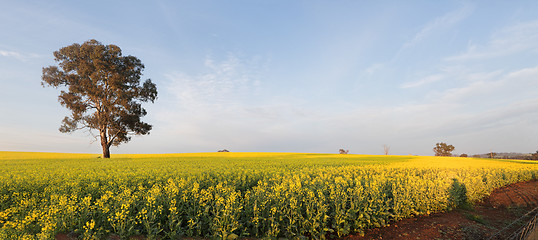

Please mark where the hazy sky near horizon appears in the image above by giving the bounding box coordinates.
[1,1,538,156]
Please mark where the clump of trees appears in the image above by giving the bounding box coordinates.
[218,149,230,152]
[339,149,349,154]
[433,142,455,156]
[42,39,157,158]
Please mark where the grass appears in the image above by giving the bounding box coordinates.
[464,213,488,225]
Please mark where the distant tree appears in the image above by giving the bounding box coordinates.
[459,153,468,157]
[42,39,157,158]
[383,144,390,155]
[339,149,349,154]
[218,149,230,152]
[433,142,455,156]
[489,152,497,159]
[531,151,538,160]
[471,154,481,158]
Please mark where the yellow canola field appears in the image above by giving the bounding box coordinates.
[0,152,537,239]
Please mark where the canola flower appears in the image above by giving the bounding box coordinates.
[0,151,537,239]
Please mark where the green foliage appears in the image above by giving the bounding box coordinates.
[433,142,455,156]
[464,213,488,225]
[0,152,537,239]
[448,178,468,208]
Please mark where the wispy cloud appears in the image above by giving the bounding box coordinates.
[403,3,474,49]
[446,20,538,61]
[164,54,262,111]
[0,50,39,61]
[0,50,22,58]
[374,4,474,85]
[505,65,538,81]
[417,66,534,108]
[150,54,275,149]
[400,74,444,88]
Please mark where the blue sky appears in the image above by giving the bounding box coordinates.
[1,1,538,156]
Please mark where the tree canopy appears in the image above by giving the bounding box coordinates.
[433,142,455,157]
[42,39,157,158]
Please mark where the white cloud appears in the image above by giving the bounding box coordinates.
[363,63,384,76]
[400,74,444,88]
[150,54,295,151]
[0,50,39,61]
[505,65,538,80]
[436,66,538,104]
[446,20,538,61]
[164,54,260,111]
[0,50,22,58]
[403,4,474,48]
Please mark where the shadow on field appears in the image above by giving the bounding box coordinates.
[449,178,468,208]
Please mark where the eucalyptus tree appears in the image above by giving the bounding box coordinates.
[42,39,157,158]
[433,142,455,157]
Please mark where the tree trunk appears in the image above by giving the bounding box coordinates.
[100,129,111,158]
[101,143,110,158]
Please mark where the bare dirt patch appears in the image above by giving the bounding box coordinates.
[344,180,538,240]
